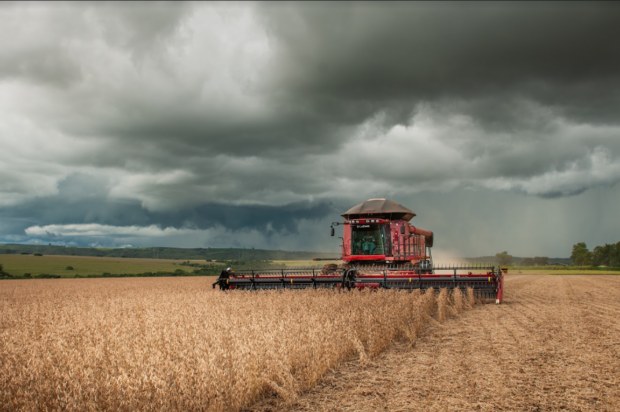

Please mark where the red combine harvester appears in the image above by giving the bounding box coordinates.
[213,199,505,303]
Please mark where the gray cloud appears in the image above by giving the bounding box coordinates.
[0,173,333,237]
[258,2,620,123]
[2,2,620,254]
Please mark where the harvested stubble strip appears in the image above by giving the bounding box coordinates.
[452,287,464,314]
[437,288,449,323]
[466,287,476,309]
[0,279,475,412]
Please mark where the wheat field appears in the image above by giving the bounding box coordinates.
[0,277,471,411]
[252,275,620,412]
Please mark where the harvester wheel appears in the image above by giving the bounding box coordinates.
[341,269,355,291]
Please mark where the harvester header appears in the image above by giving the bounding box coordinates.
[213,198,505,303]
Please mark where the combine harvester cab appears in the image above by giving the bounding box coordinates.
[213,199,505,303]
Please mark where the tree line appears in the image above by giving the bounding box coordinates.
[571,242,620,267]
[493,251,550,266]
[495,241,620,267]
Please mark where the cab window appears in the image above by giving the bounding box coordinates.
[351,225,385,255]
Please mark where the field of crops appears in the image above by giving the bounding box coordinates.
[3,274,618,411]
[0,277,472,411]
[0,255,197,277]
[251,275,620,411]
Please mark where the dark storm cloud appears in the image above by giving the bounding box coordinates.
[258,1,620,125]
[7,2,619,160]
[59,0,620,198]
[2,199,332,233]
[3,2,620,253]
[95,110,352,159]
[0,174,333,239]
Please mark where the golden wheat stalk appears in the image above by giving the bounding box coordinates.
[0,278,476,411]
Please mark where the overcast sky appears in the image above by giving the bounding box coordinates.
[1,1,620,257]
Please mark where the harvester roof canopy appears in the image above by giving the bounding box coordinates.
[341,198,416,221]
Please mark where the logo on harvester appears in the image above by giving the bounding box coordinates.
[356,225,370,228]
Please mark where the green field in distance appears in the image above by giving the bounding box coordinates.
[0,255,202,278]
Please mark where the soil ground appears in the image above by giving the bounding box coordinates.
[250,275,620,411]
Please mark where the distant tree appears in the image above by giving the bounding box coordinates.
[591,242,620,267]
[592,244,611,266]
[65,266,74,270]
[613,241,620,267]
[0,263,3,272]
[523,257,534,266]
[570,242,593,266]
[495,251,513,266]
[533,256,549,266]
